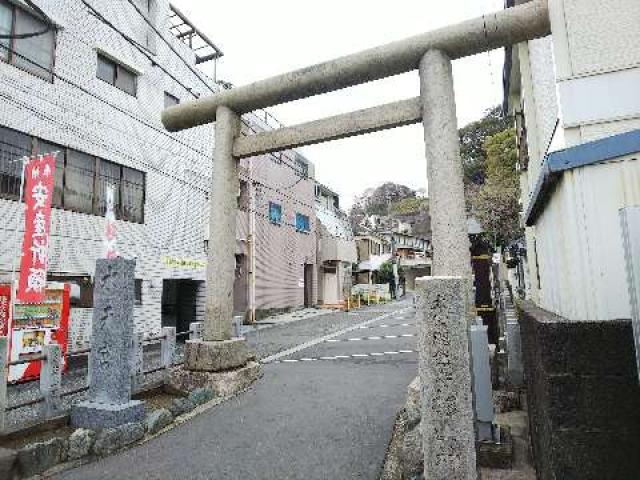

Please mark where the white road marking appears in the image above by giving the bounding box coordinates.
[261,306,413,364]
[357,323,414,330]
[322,333,416,344]
[274,350,416,364]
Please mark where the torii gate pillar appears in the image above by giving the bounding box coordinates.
[183,106,255,373]
[417,49,476,480]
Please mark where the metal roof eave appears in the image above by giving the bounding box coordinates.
[524,128,640,226]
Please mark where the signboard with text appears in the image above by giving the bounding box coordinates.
[17,154,56,303]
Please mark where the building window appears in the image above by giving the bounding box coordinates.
[97,53,137,96]
[0,125,146,223]
[164,92,179,108]
[134,279,143,305]
[269,202,282,225]
[0,126,32,200]
[65,150,95,214]
[0,1,56,81]
[295,213,310,233]
[121,167,145,223]
[35,139,64,207]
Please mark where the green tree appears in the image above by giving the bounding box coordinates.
[378,261,395,284]
[468,128,522,245]
[485,128,518,185]
[459,106,512,185]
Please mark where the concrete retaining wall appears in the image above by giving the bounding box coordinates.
[519,301,640,479]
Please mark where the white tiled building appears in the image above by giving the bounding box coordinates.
[504,0,640,321]
[0,0,319,348]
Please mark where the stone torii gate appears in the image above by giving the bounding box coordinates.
[163,1,549,478]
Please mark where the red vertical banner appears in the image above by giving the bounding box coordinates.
[0,285,10,336]
[17,154,56,303]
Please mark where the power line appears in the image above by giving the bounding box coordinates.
[1,3,340,217]
[80,0,202,98]
[123,0,218,96]
[119,0,313,183]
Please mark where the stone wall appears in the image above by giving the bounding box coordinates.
[519,301,640,479]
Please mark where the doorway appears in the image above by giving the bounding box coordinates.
[161,279,202,336]
[303,264,314,307]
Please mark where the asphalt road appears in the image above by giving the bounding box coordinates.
[54,300,418,480]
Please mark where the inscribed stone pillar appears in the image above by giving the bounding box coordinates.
[71,258,144,429]
[205,105,240,342]
[419,49,471,278]
[417,276,476,479]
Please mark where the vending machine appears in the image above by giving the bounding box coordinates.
[0,283,70,382]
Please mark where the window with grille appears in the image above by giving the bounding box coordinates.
[0,0,56,81]
[97,53,137,96]
[296,213,310,233]
[269,202,282,225]
[0,126,31,200]
[0,125,146,223]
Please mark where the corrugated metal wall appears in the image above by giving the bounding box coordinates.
[535,154,640,320]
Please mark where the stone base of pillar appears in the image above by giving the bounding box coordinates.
[71,400,145,430]
[169,361,262,397]
[184,338,255,372]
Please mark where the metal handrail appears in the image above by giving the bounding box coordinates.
[8,353,46,366]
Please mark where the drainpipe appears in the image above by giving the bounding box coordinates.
[248,161,256,324]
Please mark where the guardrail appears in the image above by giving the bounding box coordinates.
[0,322,203,432]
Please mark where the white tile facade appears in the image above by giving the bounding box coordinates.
[0,0,317,348]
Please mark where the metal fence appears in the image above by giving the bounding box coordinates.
[0,322,203,432]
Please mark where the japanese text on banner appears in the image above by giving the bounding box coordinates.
[103,184,118,258]
[17,153,56,303]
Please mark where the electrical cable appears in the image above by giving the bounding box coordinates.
[1,2,349,222]
[80,0,200,98]
[118,0,314,184]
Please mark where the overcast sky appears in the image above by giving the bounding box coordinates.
[173,0,505,208]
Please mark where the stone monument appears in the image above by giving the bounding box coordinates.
[416,276,476,480]
[71,258,144,429]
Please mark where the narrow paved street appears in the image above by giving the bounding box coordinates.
[54,299,417,480]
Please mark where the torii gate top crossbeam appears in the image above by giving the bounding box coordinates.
[162,0,549,132]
